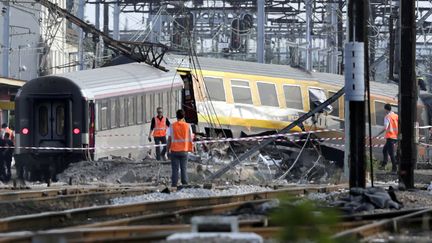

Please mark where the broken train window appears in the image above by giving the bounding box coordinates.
[308,88,332,113]
[328,91,340,117]
[375,101,386,126]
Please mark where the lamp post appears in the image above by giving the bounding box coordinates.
[18,44,30,80]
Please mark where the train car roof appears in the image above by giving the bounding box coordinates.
[166,55,399,99]
[55,62,183,100]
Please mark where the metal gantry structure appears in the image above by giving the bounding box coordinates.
[35,0,169,71]
[80,0,432,80]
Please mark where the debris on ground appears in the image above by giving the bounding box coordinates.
[111,185,272,205]
[197,137,343,185]
[330,187,403,213]
[57,160,175,185]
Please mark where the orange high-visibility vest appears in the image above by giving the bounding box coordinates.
[169,121,193,152]
[385,112,398,139]
[4,128,13,141]
[153,116,167,137]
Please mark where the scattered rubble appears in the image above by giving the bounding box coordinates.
[111,185,272,205]
[331,187,403,213]
[57,160,175,185]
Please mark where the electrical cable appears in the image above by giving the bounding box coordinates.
[275,131,312,181]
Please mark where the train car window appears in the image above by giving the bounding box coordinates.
[167,92,172,118]
[137,96,143,124]
[309,88,332,112]
[128,97,135,126]
[110,99,117,128]
[145,94,151,122]
[204,77,226,102]
[119,98,125,127]
[101,102,108,130]
[231,80,253,104]
[328,91,340,117]
[283,85,303,110]
[375,101,386,126]
[169,90,178,118]
[257,82,279,107]
[154,93,160,111]
[56,106,65,136]
[39,106,48,136]
[162,92,169,116]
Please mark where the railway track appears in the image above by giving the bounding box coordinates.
[0,184,344,242]
[3,204,416,242]
[0,187,157,218]
[0,184,154,201]
[334,207,432,240]
[2,183,429,242]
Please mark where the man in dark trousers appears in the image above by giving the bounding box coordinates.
[148,107,170,161]
[166,109,193,188]
[376,104,399,172]
[3,133,13,181]
[0,137,5,182]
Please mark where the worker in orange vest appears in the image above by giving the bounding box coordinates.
[377,104,399,172]
[1,123,14,141]
[166,109,193,188]
[148,107,170,161]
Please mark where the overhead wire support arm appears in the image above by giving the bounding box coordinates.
[208,87,345,181]
[35,0,169,71]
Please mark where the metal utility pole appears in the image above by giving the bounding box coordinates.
[346,0,368,188]
[257,0,265,63]
[337,0,344,74]
[399,0,417,189]
[103,3,109,57]
[2,2,10,77]
[113,2,120,40]
[95,2,100,30]
[328,2,338,74]
[77,0,85,70]
[389,14,395,81]
[305,0,313,71]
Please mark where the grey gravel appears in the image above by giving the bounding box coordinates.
[111,185,272,205]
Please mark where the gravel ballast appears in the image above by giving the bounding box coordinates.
[111,185,272,205]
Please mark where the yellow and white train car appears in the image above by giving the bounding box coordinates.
[179,57,406,141]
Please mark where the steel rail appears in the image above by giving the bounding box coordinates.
[0,225,282,242]
[74,199,272,228]
[333,208,432,240]
[0,185,155,201]
[0,185,344,232]
[0,188,157,218]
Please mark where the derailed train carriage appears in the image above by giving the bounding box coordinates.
[179,57,432,151]
[14,56,432,181]
[14,63,184,180]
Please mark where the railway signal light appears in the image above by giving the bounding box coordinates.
[22,128,29,135]
[73,128,80,135]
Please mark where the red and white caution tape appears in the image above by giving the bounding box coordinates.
[8,127,431,151]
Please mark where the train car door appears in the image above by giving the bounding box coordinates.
[34,101,68,148]
[178,70,198,124]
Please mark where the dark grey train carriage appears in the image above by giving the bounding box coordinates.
[14,63,183,181]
